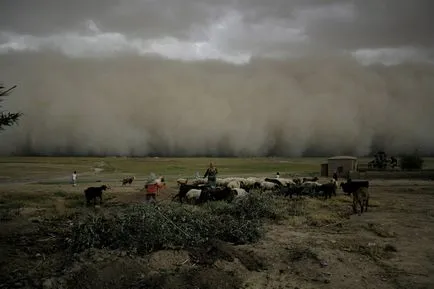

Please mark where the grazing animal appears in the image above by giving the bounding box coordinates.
[298,181,322,197]
[232,188,248,198]
[303,177,319,183]
[185,189,203,204]
[340,179,369,196]
[173,183,204,203]
[253,181,263,190]
[260,181,278,192]
[84,185,109,206]
[329,179,338,195]
[176,178,189,186]
[316,182,337,199]
[122,176,135,186]
[239,181,252,192]
[227,180,241,189]
[265,178,284,187]
[198,187,235,203]
[280,185,298,198]
[352,187,370,215]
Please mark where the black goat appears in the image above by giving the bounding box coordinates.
[198,187,235,204]
[316,182,337,200]
[340,179,369,196]
[173,183,204,203]
[84,185,109,206]
[265,178,284,187]
[303,177,319,183]
[280,185,301,198]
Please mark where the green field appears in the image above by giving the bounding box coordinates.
[1,156,434,184]
[0,156,324,184]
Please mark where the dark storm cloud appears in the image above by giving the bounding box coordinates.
[304,0,434,49]
[1,0,433,49]
[0,0,117,35]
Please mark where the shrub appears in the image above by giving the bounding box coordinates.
[67,200,265,255]
[399,153,424,170]
[203,191,285,220]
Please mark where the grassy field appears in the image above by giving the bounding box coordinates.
[1,157,434,289]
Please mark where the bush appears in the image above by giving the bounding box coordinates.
[399,153,424,170]
[203,191,284,220]
[67,195,273,255]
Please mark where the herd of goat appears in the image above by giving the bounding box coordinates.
[84,175,371,215]
[173,176,370,215]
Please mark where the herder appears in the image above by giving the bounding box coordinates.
[204,162,218,189]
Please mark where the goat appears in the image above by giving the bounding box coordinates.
[173,183,204,203]
[302,177,319,183]
[84,185,109,206]
[352,187,370,215]
[340,179,369,196]
[122,176,135,186]
[176,178,188,186]
[316,182,337,200]
[198,187,235,204]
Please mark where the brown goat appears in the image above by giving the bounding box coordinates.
[352,187,370,215]
[122,176,135,186]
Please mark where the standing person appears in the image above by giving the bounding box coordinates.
[72,171,77,187]
[276,172,280,179]
[145,176,165,204]
[204,162,218,189]
[332,170,338,181]
[145,181,158,203]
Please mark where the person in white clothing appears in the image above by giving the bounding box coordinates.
[72,171,77,186]
[276,172,280,179]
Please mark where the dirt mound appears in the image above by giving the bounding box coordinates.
[132,267,243,289]
[188,239,267,271]
[147,250,191,271]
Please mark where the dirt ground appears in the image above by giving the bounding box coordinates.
[1,178,434,289]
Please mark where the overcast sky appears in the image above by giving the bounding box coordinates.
[1,0,433,64]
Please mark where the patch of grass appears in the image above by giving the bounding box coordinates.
[365,223,396,238]
[285,245,320,262]
[0,201,23,221]
[65,199,85,208]
[54,190,68,197]
[0,157,326,181]
[0,190,52,204]
[288,197,352,227]
[203,191,287,221]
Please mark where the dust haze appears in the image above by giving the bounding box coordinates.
[1,52,433,157]
[0,0,434,157]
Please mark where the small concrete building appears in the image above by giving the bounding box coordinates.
[327,156,358,178]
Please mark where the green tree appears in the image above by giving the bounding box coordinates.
[0,84,22,131]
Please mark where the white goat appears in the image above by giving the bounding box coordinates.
[260,181,278,191]
[227,180,241,189]
[232,188,248,198]
[185,189,202,204]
